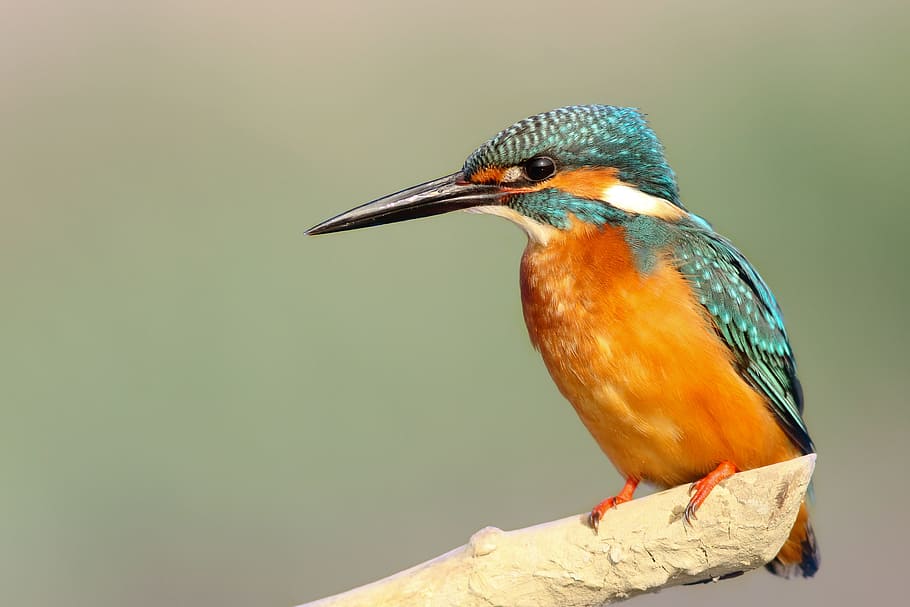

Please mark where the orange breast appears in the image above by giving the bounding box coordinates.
[520,220,800,486]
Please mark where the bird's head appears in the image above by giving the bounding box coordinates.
[307,105,694,243]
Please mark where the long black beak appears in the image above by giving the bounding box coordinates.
[305,172,504,235]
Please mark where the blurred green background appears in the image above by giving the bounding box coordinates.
[2,1,908,606]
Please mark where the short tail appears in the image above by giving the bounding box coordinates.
[766,501,819,578]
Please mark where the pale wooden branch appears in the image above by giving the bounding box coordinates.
[301,455,815,607]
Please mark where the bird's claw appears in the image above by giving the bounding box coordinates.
[683,461,737,527]
[589,510,601,534]
[588,477,640,535]
[589,497,618,534]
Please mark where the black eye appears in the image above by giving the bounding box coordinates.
[523,156,556,181]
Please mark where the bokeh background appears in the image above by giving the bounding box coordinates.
[3,1,909,606]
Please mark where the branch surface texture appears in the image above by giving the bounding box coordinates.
[301,455,815,607]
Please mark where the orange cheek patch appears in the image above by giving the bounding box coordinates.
[468,166,506,184]
[546,167,621,199]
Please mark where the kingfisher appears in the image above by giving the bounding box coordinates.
[306,105,818,578]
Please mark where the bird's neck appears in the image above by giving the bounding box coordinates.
[518,214,692,345]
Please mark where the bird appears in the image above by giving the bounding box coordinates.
[306,104,818,578]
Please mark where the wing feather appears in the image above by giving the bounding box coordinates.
[675,230,814,454]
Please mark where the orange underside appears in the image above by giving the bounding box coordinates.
[520,218,808,567]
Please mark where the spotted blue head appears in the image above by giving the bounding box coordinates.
[464,105,681,204]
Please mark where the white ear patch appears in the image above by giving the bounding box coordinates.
[602,184,685,220]
[502,166,523,182]
[466,206,559,245]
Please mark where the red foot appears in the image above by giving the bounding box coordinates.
[589,477,639,534]
[684,461,738,525]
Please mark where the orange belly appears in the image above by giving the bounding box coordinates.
[520,220,800,487]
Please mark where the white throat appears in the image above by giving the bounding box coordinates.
[465,206,559,245]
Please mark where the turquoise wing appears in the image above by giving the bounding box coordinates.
[675,230,814,455]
